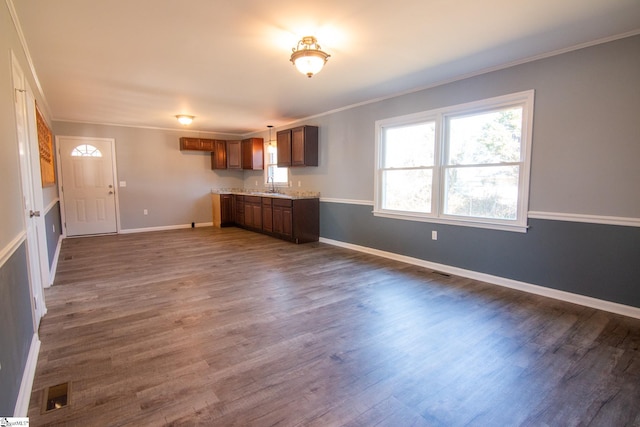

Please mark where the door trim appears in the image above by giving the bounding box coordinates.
[56,136,121,237]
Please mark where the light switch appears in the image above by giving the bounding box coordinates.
[119,181,127,187]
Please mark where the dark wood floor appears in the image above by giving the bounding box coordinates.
[28,227,640,426]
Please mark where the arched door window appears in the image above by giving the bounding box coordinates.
[71,144,103,157]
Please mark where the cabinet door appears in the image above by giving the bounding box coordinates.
[227,140,242,169]
[291,127,305,166]
[273,206,283,234]
[251,204,262,229]
[211,140,227,169]
[272,199,293,237]
[262,198,273,232]
[277,130,292,167]
[180,137,201,150]
[235,195,245,226]
[244,203,254,227]
[242,138,264,170]
[200,139,215,151]
[281,207,293,237]
[220,194,233,226]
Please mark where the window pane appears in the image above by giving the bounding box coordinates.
[447,107,522,165]
[267,165,288,184]
[382,169,432,213]
[444,166,519,220]
[71,144,102,157]
[383,122,435,167]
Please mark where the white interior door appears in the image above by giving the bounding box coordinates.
[12,52,47,328]
[58,136,118,236]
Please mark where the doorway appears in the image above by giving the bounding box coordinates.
[57,136,119,236]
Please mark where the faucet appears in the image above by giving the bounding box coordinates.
[267,175,276,193]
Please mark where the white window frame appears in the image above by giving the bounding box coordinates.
[264,141,289,187]
[374,90,534,233]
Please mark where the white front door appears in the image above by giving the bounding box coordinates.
[12,52,47,328]
[58,136,118,236]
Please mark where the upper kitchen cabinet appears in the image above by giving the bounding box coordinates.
[180,137,215,151]
[210,140,228,169]
[242,138,264,170]
[227,140,242,169]
[277,125,318,167]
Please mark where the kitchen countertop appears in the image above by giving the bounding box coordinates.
[211,188,320,200]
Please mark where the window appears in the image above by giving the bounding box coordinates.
[71,144,102,157]
[264,142,288,186]
[374,90,534,232]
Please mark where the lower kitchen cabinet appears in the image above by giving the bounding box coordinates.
[211,193,234,227]
[269,198,318,243]
[212,193,319,243]
[243,196,262,230]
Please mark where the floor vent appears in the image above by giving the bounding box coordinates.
[42,382,71,413]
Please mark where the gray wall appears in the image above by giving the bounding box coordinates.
[44,202,62,269]
[0,244,33,415]
[51,123,245,230]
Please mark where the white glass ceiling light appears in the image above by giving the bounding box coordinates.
[176,115,194,125]
[290,36,330,78]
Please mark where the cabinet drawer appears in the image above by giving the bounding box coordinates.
[244,195,261,204]
[273,199,292,208]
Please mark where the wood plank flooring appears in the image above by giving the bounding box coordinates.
[27,227,640,426]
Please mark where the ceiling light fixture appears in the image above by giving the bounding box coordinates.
[290,36,330,78]
[267,125,276,154]
[176,115,194,125]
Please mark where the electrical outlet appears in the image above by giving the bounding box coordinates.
[432,231,438,240]
[143,209,148,215]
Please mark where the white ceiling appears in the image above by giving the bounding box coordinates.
[12,0,640,136]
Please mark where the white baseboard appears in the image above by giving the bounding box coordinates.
[119,222,213,235]
[46,234,63,288]
[320,237,640,320]
[14,334,41,417]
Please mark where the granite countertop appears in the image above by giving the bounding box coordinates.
[211,188,320,200]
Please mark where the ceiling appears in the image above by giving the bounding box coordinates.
[12,0,640,136]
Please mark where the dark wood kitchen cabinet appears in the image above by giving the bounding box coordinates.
[272,199,292,238]
[243,196,262,230]
[262,198,273,232]
[234,195,245,226]
[276,130,291,167]
[226,140,242,169]
[210,140,228,169]
[180,137,215,151]
[217,193,319,244]
[277,125,318,167]
[272,198,318,243]
[242,138,264,170]
[211,193,233,227]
